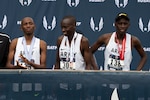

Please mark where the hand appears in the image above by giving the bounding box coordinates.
[17,54,31,69]
[19,54,30,65]
[16,60,28,69]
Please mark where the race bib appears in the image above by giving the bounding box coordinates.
[107,54,124,70]
[60,61,75,70]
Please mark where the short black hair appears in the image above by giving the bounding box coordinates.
[62,15,76,25]
[115,12,130,22]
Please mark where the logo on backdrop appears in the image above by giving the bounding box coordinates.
[139,17,150,32]
[43,16,56,31]
[19,0,32,6]
[67,0,80,7]
[76,21,81,26]
[0,15,7,30]
[41,0,56,1]
[89,0,105,2]
[137,0,150,3]
[90,17,103,32]
[115,0,128,8]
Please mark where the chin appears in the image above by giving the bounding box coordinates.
[26,33,33,35]
[119,30,126,34]
[63,33,68,36]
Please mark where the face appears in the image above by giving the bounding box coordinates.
[61,18,75,36]
[115,18,130,35]
[21,17,35,35]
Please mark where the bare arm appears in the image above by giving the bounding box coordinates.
[6,38,18,68]
[90,33,111,69]
[132,36,147,71]
[54,36,63,69]
[81,36,92,70]
[90,54,99,70]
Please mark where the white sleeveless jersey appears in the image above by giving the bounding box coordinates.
[59,32,86,70]
[14,37,40,67]
[104,32,132,71]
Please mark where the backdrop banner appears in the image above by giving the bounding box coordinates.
[0,0,150,70]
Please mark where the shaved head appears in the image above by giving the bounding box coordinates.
[21,17,34,26]
[20,17,35,35]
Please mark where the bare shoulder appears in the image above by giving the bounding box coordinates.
[57,35,64,46]
[57,35,64,42]
[81,36,90,51]
[131,35,140,41]
[100,33,112,39]
[131,35,142,47]
[97,33,112,44]
[40,40,47,49]
[40,39,46,45]
[11,38,18,44]
[81,35,89,43]
[10,38,18,47]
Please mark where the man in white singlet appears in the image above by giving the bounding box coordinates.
[90,12,147,71]
[6,17,47,69]
[55,15,94,70]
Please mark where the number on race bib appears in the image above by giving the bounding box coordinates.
[108,54,125,70]
[60,61,75,70]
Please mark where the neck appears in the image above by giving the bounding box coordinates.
[24,34,34,45]
[116,33,125,40]
[115,32,126,44]
[25,34,33,39]
[68,32,74,44]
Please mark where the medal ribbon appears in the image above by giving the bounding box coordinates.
[22,36,35,61]
[116,33,126,60]
[65,32,78,62]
